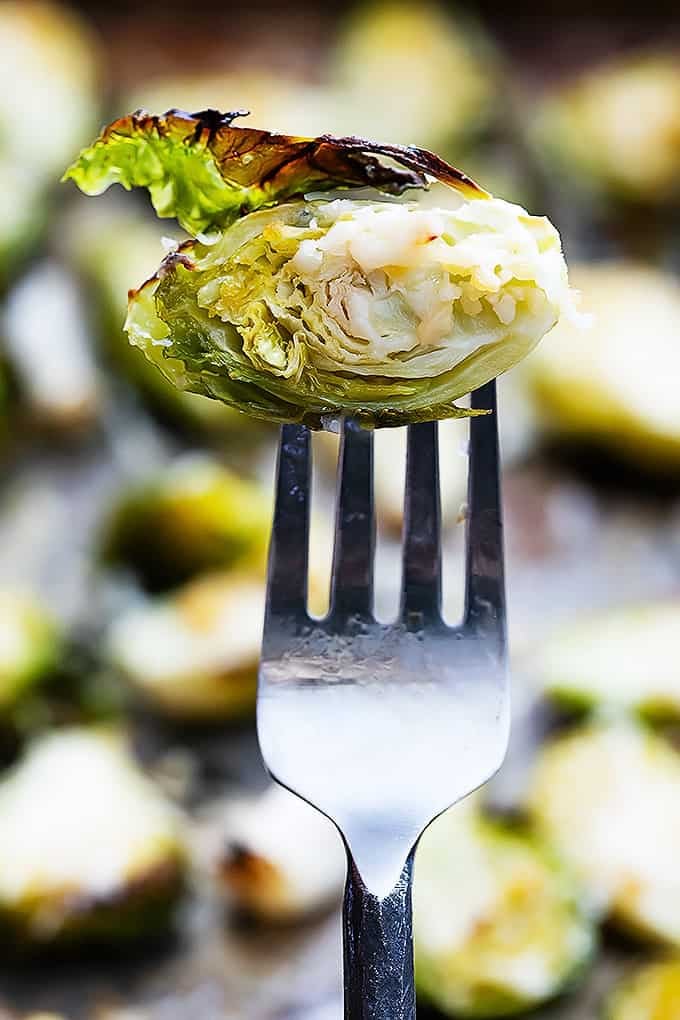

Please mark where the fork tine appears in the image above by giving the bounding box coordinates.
[265,424,311,621]
[400,422,442,622]
[464,380,506,642]
[329,418,375,620]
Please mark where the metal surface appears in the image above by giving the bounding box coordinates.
[257,381,509,1020]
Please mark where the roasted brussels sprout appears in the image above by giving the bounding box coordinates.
[108,571,264,720]
[527,262,680,469]
[0,591,60,717]
[0,727,186,949]
[606,959,680,1020]
[535,54,680,204]
[533,602,680,719]
[4,261,100,429]
[528,723,680,945]
[329,1,494,151]
[414,802,595,1017]
[219,784,345,922]
[0,2,99,282]
[65,111,578,427]
[100,454,271,593]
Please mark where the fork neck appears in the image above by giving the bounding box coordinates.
[343,850,416,1020]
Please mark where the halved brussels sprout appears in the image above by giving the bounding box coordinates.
[108,571,264,720]
[527,262,680,469]
[4,261,101,429]
[0,2,99,283]
[100,454,271,593]
[329,1,495,151]
[606,959,680,1020]
[414,802,595,1017]
[0,727,186,949]
[528,723,680,945]
[0,591,60,717]
[219,784,345,922]
[532,601,680,719]
[535,54,680,204]
[65,111,578,427]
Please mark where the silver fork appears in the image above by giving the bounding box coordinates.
[258,381,509,1020]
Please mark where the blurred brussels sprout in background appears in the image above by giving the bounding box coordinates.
[3,260,101,431]
[605,959,680,1020]
[100,454,271,593]
[0,727,186,950]
[528,723,680,946]
[414,800,594,1017]
[108,571,264,720]
[219,784,345,923]
[534,53,680,205]
[328,1,495,152]
[0,591,60,719]
[124,1,496,154]
[66,112,578,427]
[124,70,333,140]
[0,172,46,290]
[0,2,99,284]
[527,262,680,470]
[532,601,680,719]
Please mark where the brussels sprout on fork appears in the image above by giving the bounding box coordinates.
[65,110,581,427]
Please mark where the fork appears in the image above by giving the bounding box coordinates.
[257,380,509,1020]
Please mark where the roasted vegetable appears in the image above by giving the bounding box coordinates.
[108,571,263,720]
[65,111,578,427]
[329,1,494,151]
[0,591,60,717]
[0,727,186,949]
[219,784,345,922]
[527,262,680,469]
[414,802,594,1017]
[606,959,680,1020]
[0,2,99,282]
[528,723,680,945]
[533,601,680,719]
[535,54,680,204]
[100,454,271,593]
[4,261,100,429]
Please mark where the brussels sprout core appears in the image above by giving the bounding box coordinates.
[0,728,186,947]
[528,723,680,945]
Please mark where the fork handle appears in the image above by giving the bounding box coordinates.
[342,851,416,1020]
